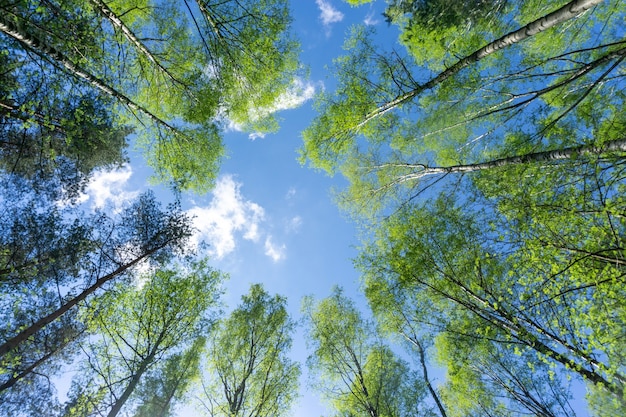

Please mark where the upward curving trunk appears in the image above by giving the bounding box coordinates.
[0,15,180,136]
[374,137,626,185]
[355,0,604,131]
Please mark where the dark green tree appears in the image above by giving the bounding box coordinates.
[0,44,129,200]
[0,192,193,414]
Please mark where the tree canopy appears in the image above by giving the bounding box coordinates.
[199,284,300,417]
[302,0,626,415]
[1,0,625,416]
[1,0,302,192]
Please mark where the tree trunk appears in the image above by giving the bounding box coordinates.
[355,0,604,130]
[0,15,180,136]
[413,338,448,417]
[106,340,163,417]
[384,137,626,183]
[0,347,59,392]
[425,269,626,397]
[88,0,184,86]
[0,240,173,357]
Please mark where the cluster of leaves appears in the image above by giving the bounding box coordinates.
[302,0,625,416]
[0,0,302,192]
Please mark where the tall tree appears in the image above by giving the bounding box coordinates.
[359,194,626,407]
[63,259,224,417]
[302,0,612,175]
[302,4,625,413]
[303,287,430,417]
[365,256,580,417]
[1,0,302,191]
[198,284,300,417]
[133,338,205,417]
[0,191,193,402]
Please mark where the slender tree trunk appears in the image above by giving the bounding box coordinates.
[0,15,180,135]
[0,240,173,357]
[355,0,604,130]
[426,269,625,397]
[413,338,448,417]
[195,0,224,41]
[0,325,83,392]
[0,344,62,392]
[381,137,626,183]
[106,340,162,417]
[88,0,184,86]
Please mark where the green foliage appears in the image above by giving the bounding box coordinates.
[0,189,195,417]
[300,25,413,174]
[303,287,428,417]
[200,283,299,417]
[0,48,129,200]
[1,0,302,192]
[387,0,509,70]
[344,0,373,5]
[134,338,205,417]
[359,191,626,411]
[65,259,224,417]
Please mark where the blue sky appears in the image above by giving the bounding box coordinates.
[66,1,400,416]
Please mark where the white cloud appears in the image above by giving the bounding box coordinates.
[364,11,380,26]
[246,78,317,125]
[224,78,317,139]
[249,132,266,140]
[188,175,265,258]
[264,236,286,262]
[316,0,344,26]
[285,187,297,200]
[224,117,244,133]
[73,165,138,209]
[269,78,317,112]
[286,216,303,234]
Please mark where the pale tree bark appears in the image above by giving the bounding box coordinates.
[88,0,185,86]
[355,0,604,131]
[0,15,180,135]
[369,137,626,186]
[413,265,626,397]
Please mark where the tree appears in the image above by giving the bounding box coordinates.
[1,0,302,192]
[359,194,626,407]
[302,0,610,175]
[190,0,302,133]
[435,328,579,417]
[303,287,430,417]
[64,259,224,417]
[0,46,129,200]
[365,258,579,417]
[134,338,205,417]
[199,284,300,417]
[301,4,625,413]
[0,191,193,408]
